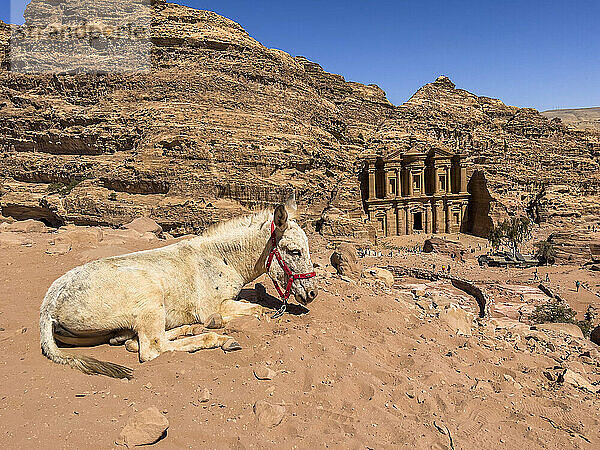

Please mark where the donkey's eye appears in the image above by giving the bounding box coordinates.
[288,249,302,257]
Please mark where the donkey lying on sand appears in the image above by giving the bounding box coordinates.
[40,195,318,379]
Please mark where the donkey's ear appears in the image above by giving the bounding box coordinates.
[284,192,297,218]
[274,204,288,230]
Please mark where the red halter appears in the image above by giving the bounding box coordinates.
[265,221,316,302]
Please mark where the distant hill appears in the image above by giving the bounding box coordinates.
[542,107,600,131]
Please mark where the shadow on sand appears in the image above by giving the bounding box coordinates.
[237,283,309,316]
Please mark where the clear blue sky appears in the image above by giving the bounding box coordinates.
[3,0,599,111]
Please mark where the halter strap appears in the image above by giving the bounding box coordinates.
[265,221,316,316]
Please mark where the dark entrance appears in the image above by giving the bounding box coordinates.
[413,212,423,231]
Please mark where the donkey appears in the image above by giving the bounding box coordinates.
[40,195,318,379]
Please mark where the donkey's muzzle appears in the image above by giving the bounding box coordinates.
[306,288,318,303]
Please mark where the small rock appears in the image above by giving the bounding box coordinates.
[124,217,163,236]
[118,406,169,447]
[253,400,285,428]
[222,338,241,352]
[198,388,210,403]
[205,313,223,329]
[45,243,71,255]
[330,243,362,280]
[254,367,276,380]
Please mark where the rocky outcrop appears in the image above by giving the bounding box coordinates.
[547,231,600,265]
[0,1,393,236]
[330,243,362,280]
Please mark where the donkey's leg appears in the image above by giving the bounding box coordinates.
[163,332,241,352]
[165,324,205,340]
[220,299,265,323]
[125,321,216,352]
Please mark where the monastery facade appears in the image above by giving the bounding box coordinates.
[364,148,470,237]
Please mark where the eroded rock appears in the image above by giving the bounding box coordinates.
[124,217,163,236]
[118,406,169,448]
[253,400,285,428]
[0,219,49,233]
[361,267,395,288]
[330,243,362,280]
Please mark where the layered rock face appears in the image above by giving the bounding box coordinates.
[1,1,599,239]
[0,0,391,236]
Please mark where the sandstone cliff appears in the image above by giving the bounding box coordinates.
[1,1,599,240]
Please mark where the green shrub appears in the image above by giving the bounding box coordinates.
[531,298,576,324]
[47,180,80,197]
[532,300,597,337]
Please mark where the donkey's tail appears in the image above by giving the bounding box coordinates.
[40,310,133,380]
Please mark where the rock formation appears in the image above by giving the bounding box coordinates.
[1,1,599,240]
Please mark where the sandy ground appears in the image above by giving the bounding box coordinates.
[0,225,599,449]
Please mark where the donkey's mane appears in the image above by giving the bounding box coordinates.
[200,208,273,239]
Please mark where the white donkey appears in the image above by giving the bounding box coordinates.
[40,195,318,379]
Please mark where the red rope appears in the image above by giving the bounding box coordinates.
[265,221,316,302]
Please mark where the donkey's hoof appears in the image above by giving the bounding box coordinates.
[222,338,242,352]
[125,339,139,353]
[205,313,224,329]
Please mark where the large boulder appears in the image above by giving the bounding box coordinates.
[439,304,474,336]
[118,406,169,448]
[330,243,362,280]
[360,267,395,288]
[124,217,163,236]
[0,219,50,233]
[423,237,465,257]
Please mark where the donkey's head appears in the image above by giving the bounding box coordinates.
[267,195,318,306]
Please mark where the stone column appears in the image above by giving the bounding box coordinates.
[460,166,468,193]
[434,202,442,234]
[397,205,405,235]
[425,204,432,234]
[433,165,439,194]
[445,201,451,233]
[408,169,414,197]
[404,206,410,235]
[391,208,398,235]
[395,168,401,197]
[445,167,451,194]
[368,167,376,200]
[383,169,389,198]
[420,170,425,195]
